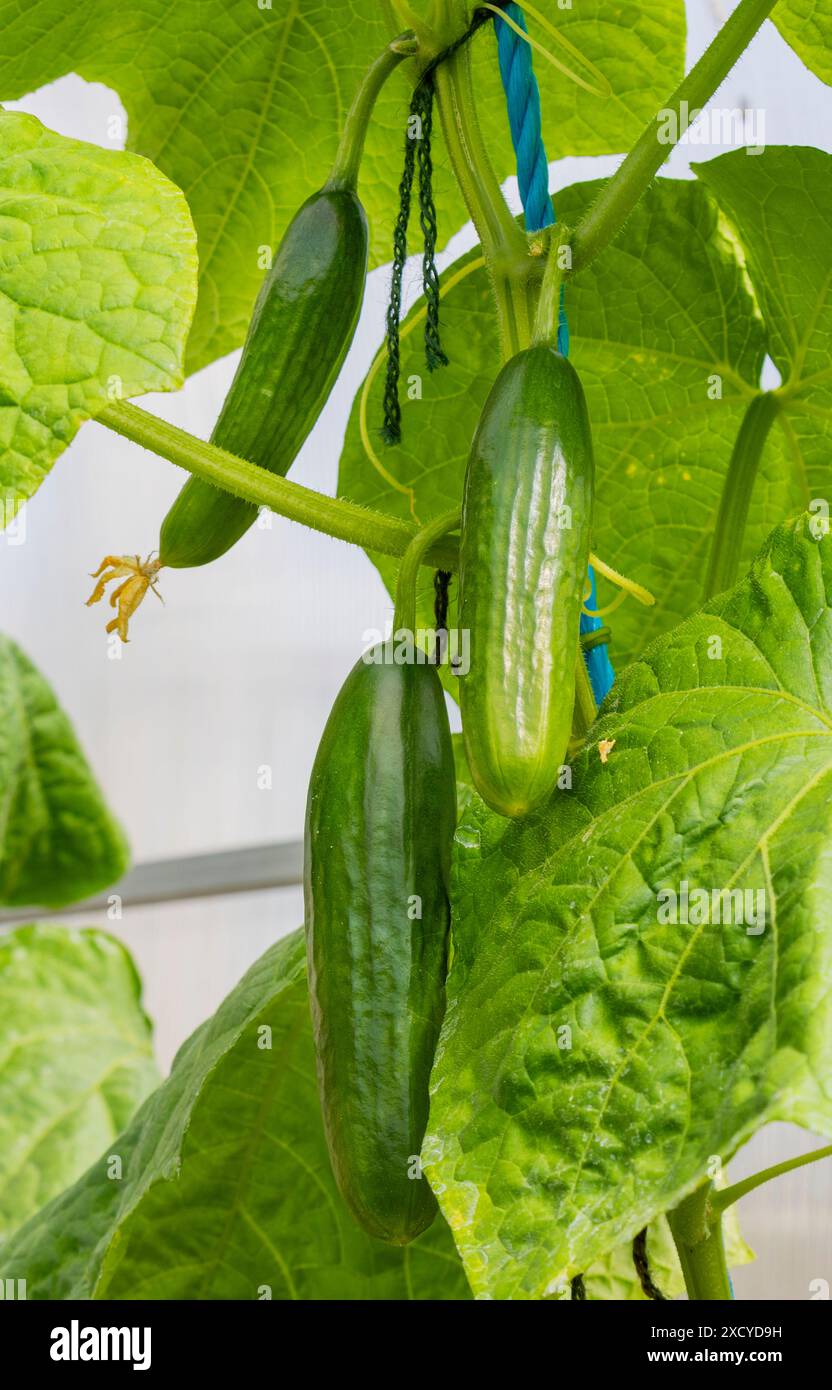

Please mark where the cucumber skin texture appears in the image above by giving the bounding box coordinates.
[159,188,368,568]
[304,648,456,1245]
[459,346,594,818]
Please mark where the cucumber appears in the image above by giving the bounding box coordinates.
[459,345,594,818]
[159,187,368,568]
[304,645,456,1244]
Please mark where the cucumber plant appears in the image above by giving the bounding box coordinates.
[1,0,831,1308]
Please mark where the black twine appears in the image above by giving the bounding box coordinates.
[633,1228,667,1301]
[382,5,508,445]
[433,567,451,664]
[416,84,447,375]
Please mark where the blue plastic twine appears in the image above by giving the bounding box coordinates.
[492,3,613,704]
[492,2,568,353]
[580,568,616,705]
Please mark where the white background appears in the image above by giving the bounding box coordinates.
[0,0,830,1298]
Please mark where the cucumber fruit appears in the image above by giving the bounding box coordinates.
[304,646,456,1244]
[159,187,368,568]
[459,345,594,818]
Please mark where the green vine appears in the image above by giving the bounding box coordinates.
[570,0,779,271]
[394,508,461,632]
[668,1182,734,1301]
[434,48,537,360]
[712,1144,832,1214]
[327,31,419,191]
[99,401,459,572]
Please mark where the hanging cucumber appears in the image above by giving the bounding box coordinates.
[158,185,368,568]
[88,36,418,636]
[459,345,594,818]
[133,36,416,581]
[304,514,458,1244]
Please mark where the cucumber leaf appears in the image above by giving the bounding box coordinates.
[0,929,471,1300]
[774,0,832,84]
[0,635,129,908]
[0,0,685,374]
[0,111,197,506]
[424,514,832,1300]
[0,925,753,1300]
[0,924,157,1243]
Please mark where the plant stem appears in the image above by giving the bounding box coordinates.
[98,400,459,571]
[570,0,777,271]
[433,46,524,269]
[712,1144,832,1215]
[393,507,461,632]
[668,1182,733,1301]
[533,224,570,347]
[434,48,537,359]
[704,391,778,599]
[327,32,419,191]
[572,650,598,740]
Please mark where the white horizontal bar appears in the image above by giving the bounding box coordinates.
[0,841,304,925]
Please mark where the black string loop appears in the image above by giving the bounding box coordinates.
[633,1228,668,1300]
[382,5,510,444]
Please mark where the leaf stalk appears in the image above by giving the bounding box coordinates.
[393,508,461,632]
[326,32,419,190]
[704,391,779,600]
[570,0,778,272]
[711,1144,832,1215]
[98,401,458,571]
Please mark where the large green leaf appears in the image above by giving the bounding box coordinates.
[774,0,832,84]
[423,514,832,1300]
[0,929,472,1299]
[0,927,752,1300]
[0,636,129,908]
[0,0,685,374]
[0,924,157,1243]
[0,111,197,503]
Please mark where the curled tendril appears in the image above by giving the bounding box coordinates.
[86,554,163,642]
[583,552,655,620]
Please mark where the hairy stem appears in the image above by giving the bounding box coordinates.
[434,47,536,359]
[533,224,570,347]
[572,650,598,740]
[571,0,777,271]
[712,1144,832,1215]
[704,391,778,600]
[99,401,458,571]
[668,1182,733,1301]
[327,31,419,190]
[394,507,461,632]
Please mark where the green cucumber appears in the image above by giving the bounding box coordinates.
[459,345,594,818]
[304,645,456,1244]
[159,186,368,568]
[157,34,419,572]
